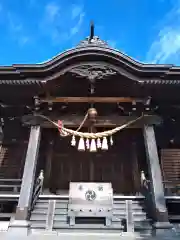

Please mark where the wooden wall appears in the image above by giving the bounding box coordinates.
[161,149,180,185]
[0,124,29,179]
[45,129,145,194]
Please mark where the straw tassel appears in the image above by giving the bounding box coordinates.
[101,137,108,150]
[97,138,101,149]
[78,137,85,151]
[86,138,90,149]
[110,135,113,146]
[90,139,97,152]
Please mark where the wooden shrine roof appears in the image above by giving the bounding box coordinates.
[0,34,180,86]
[0,23,180,109]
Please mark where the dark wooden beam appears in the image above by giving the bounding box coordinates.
[39,97,145,103]
[22,114,162,128]
[143,125,172,230]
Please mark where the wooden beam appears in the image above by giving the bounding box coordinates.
[22,114,162,128]
[143,125,171,229]
[39,97,145,103]
[0,126,3,143]
[15,126,41,221]
[44,139,54,188]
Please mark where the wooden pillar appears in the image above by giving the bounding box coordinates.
[0,124,3,153]
[0,125,3,143]
[44,140,54,189]
[143,125,171,229]
[132,142,141,194]
[14,126,41,220]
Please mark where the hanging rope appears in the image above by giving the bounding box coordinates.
[75,112,89,132]
[57,112,89,137]
[35,113,144,139]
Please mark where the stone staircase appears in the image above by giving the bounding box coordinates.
[30,196,152,234]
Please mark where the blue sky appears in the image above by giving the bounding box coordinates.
[0,0,179,65]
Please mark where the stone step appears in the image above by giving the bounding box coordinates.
[54,207,146,214]
[30,220,151,231]
[35,202,67,209]
[30,221,46,229]
[30,198,151,232]
[36,199,145,204]
[32,204,148,213]
[30,221,124,230]
[35,199,146,209]
[30,213,148,222]
[115,204,145,210]
[114,200,145,204]
[31,209,49,214]
[37,199,68,203]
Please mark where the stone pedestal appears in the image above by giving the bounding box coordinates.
[8,220,30,236]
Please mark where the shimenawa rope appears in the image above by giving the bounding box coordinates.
[35,113,144,139]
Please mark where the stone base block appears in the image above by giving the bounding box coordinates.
[7,220,30,236]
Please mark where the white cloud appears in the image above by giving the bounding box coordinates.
[107,40,117,49]
[71,5,83,19]
[0,3,31,47]
[146,1,180,64]
[19,36,30,45]
[45,2,60,23]
[40,2,85,45]
[70,12,85,35]
[7,12,31,46]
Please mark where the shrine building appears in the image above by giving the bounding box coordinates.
[0,24,179,239]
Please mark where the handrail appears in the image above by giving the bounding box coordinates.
[113,195,145,200]
[0,179,22,182]
[165,196,180,200]
[0,194,19,200]
[0,193,179,201]
[30,170,44,211]
[163,179,180,184]
[163,180,180,196]
[140,171,154,220]
[38,194,145,200]
[0,178,22,193]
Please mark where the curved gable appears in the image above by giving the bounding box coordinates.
[0,32,180,85]
[12,45,173,78]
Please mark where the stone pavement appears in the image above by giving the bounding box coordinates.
[0,229,180,240]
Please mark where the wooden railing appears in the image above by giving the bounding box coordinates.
[140,171,154,220]
[163,180,180,196]
[30,170,44,211]
[140,172,180,221]
[0,179,22,193]
[0,193,179,201]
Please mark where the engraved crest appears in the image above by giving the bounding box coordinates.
[69,64,117,81]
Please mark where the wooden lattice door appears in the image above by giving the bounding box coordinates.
[161,149,180,193]
[49,129,142,195]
